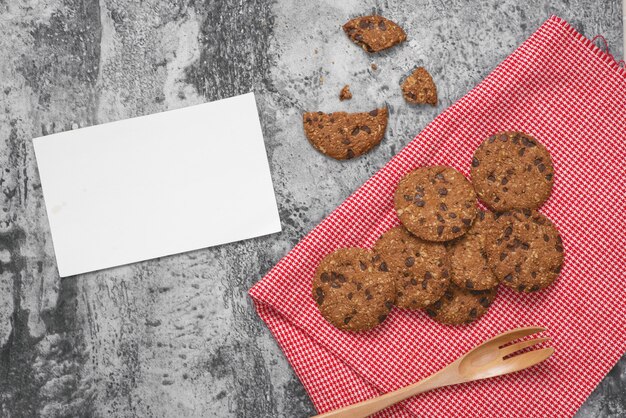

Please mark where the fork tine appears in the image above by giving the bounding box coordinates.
[503,347,555,372]
[484,326,547,348]
[500,337,550,358]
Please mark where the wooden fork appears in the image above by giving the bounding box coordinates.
[313,326,553,418]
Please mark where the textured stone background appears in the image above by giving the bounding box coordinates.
[0,1,624,417]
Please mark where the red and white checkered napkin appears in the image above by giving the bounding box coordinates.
[249,16,626,417]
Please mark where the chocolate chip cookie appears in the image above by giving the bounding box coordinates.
[312,248,395,331]
[471,132,555,211]
[448,210,500,290]
[373,226,450,310]
[485,209,564,293]
[425,284,498,325]
[343,15,407,53]
[303,108,388,160]
[394,166,478,242]
[401,67,437,106]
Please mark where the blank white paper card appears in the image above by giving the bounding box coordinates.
[33,92,281,277]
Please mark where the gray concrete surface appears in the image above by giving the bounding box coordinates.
[0,0,624,416]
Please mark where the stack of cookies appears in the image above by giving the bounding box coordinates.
[312,131,564,331]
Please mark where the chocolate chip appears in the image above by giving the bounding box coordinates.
[436,213,445,223]
[479,297,490,308]
[501,177,508,185]
[331,282,341,288]
[441,269,449,278]
[451,226,461,233]
[378,20,386,30]
[321,273,330,282]
[534,158,542,166]
[433,300,442,309]
[359,19,369,28]
[341,138,351,145]
[499,134,508,142]
[472,157,480,167]
[545,174,553,181]
[426,309,437,317]
[369,109,378,117]
[555,245,564,252]
[424,271,433,280]
[347,292,353,300]
[515,264,521,273]
[462,218,472,227]
[356,283,362,290]
[415,199,425,207]
[543,234,550,242]
[359,261,368,271]
[448,213,457,219]
[445,291,453,300]
[488,135,496,143]
[469,308,477,318]
[500,252,507,261]
[517,285,526,292]
[337,274,346,283]
[466,280,474,289]
[351,127,360,136]
[538,163,546,173]
[521,243,530,250]
[346,149,355,159]
[487,174,496,182]
[531,271,537,278]
[530,285,540,291]
[361,125,371,134]
[421,280,428,289]
[478,211,485,220]
[504,274,513,282]
[439,203,448,211]
[518,147,526,156]
[378,314,387,323]
[405,257,415,267]
[437,225,444,236]
[504,226,513,236]
[343,316,353,324]
[379,262,388,272]
[404,194,413,201]
[385,301,393,310]
[365,289,373,300]
[410,278,418,286]
[438,188,448,196]
[315,287,324,304]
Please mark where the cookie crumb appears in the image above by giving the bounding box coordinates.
[339,85,352,101]
[371,63,378,71]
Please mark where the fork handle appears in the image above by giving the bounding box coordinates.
[311,370,457,418]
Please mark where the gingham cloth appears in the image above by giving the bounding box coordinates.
[249,16,626,417]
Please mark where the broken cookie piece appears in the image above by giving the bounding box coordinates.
[343,15,407,53]
[303,108,388,160]
[401,67,437,106]
[339,85,352,101]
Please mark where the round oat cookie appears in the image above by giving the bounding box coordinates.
[394,166,477,242]
[312,248,396,332]
[373,226,450,310]
[448,210,500,291]
[425,284,498,325]
[302,108,388,160]
[485,209,564,293]
[471,131,555,211]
